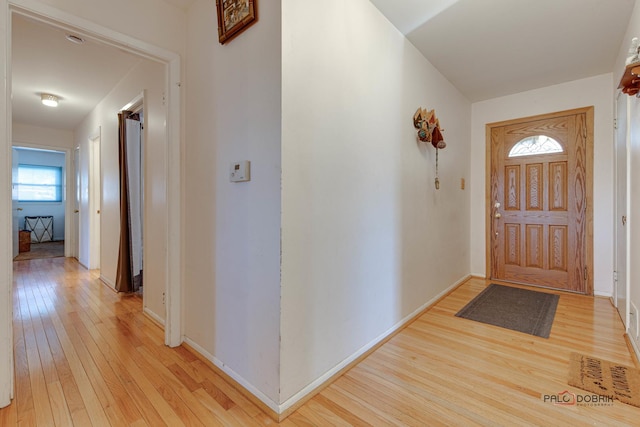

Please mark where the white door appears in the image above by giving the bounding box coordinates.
[89,135,101,269]
[616,92,629,325]
[73,148,80,259]
[78,143,90,268]
[11,148,19,258]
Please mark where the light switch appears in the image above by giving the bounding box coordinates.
[230,161,250,182]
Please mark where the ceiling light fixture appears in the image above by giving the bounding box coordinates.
[41,93,59,107]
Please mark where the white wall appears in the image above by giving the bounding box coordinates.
[280,0,471,405]
[616,1,640,355]
[183,0,282,406]
[13,122,74,149]
[75,58,167,322]
[470,74,614,296]
[13,148,66,241]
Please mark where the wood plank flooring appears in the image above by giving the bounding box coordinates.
[1,257,639,425]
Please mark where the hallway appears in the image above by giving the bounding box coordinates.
[2,258,277,426]
[1,258,640,425]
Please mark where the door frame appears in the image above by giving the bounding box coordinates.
[11,148,18,259]
[485,106,594,294]
[0,0,183,408]
[73,147,80,259]
[614,92,630,326]
[88,130,101,270]
[12,144,73,255]
[3,0,183,345]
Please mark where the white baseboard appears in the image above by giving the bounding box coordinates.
[144,307,165,327]
[594,291,612,297]
[99,274,115,289]
[182,336,280,413]
[278,274,471,414]
[183,275,470,416]
[629,333,640,362]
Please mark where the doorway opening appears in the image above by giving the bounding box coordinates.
[12,146,68,261]
[3,1,182,353]
[116,95,145,299]
[1,2,184,408]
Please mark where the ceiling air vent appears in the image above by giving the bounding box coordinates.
[65,34,85,44]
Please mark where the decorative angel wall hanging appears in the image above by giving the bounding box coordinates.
[413,107,446,189]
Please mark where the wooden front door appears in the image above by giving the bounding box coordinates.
[488,108,592,293]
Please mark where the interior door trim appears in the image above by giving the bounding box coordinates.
[484,106,594,295]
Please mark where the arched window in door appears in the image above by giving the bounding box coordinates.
[508,135,563,157]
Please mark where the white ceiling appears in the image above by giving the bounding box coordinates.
[370,0,636,101]
[162,0,196,9]
[11,1,637,132]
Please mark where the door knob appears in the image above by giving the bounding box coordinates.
[495,212,502,219]
[74,209,79,213]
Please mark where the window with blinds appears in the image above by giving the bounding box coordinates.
[17,164,63,202]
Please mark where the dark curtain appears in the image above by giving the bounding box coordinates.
[115,110,141,292]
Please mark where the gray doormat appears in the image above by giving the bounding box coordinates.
[455,284,559,338]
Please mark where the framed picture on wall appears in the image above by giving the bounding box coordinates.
[216,0,257,44]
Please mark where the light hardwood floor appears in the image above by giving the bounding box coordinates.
[1,257,639,426]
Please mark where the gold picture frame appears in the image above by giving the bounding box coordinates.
[216,0,257,44]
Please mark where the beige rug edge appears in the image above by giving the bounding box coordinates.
[568,352,640,408]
